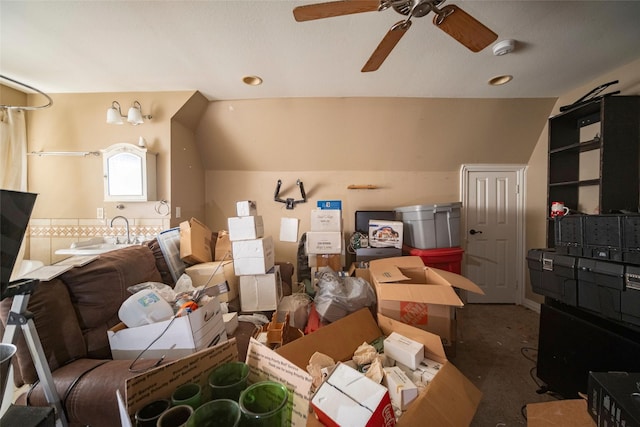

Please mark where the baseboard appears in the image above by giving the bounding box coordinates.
[521,298,541,313]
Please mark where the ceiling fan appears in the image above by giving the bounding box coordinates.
[293,0,498,72]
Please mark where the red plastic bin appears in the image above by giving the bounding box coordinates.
[402,245,464,274]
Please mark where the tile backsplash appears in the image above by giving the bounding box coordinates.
[28,217,170,265]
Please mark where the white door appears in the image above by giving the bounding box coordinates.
[461,165,525,303]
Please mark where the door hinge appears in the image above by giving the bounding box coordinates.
[516,184,520,194]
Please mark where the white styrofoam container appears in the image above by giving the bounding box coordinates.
[239,265,283,312]
[228,216,264,241]
[236,200,257,217]
[232,236,274,259]
[394,202,461,249]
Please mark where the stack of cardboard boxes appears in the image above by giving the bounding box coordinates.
[307,201,344,274]
[228,201,283,312]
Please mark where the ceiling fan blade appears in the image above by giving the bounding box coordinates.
[433,5,497,53]
[293,0,380,22]
[362,21,411,72]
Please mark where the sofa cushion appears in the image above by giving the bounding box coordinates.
[60,245,162,358]
[145,238,175,286]
[0,279,86,385]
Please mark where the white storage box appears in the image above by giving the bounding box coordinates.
[233,245,275,276]
[228,215,264,241]
[239,265,283,312]
[383,332,424,370]
[306,231,342,254]
[236,200,257,216]
[394,202,461,249]
[108,297,227,360]
[311,362,394,427]
[383,366,419,410]
[185,260,238,303]
[232,236,273,259]
[310,209,342,232]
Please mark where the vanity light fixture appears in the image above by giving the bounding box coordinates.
[106,101,152,125]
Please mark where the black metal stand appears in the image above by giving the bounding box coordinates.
[1,279,68,427]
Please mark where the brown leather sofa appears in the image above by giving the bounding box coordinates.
[0,242,294,427]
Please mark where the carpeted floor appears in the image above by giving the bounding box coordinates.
[450,304,558,427]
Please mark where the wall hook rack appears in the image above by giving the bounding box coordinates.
[274,179,307,209]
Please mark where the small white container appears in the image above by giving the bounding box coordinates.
[118,289,174,328]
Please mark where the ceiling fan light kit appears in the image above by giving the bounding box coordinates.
[293,0,498,72]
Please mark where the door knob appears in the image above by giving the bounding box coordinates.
[469,229,483,235]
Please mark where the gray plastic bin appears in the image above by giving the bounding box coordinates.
[394,202,461,249]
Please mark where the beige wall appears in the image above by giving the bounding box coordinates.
[524,57,640,303]
[196,97,556,284]
[22,91,194,263]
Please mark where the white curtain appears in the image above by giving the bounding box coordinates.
[0,107,29,283]
[0,108,27,191]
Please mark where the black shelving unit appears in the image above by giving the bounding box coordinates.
[546,96,640,247]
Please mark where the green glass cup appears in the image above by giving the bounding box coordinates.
[171,383,202,410]
[239,381,289,427]
[209,361,251,401]
[156,404,194,427]
[134,399,170,427]
[186,399,241,427]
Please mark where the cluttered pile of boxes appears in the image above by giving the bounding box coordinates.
[105,197,492,426]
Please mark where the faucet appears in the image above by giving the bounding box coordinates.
[110,215,130,244]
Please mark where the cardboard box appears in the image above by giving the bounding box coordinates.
[527,399,595,427]
[108,297,227,360]
[179,218,213,264]
[306,231,342,254]
[228,215,264,241]
[239,265,283,312]
[184,260,238,303]
[118,340,241,427]
[233,244,275,276]
[383,332,424,370]
[120,336,315,427]
[276,308,482,426]
[369,256,484,344]
[311,362,395,427]
[236,200,257,216]
[317,200,342,210]
[214,230,232,261]
[310,209,342,232]
[383,366,419,411]
[232,236,273,259]
[369,220,403,249]
[315,254,342,272]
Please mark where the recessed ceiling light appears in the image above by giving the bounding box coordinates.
[488,75,513,86]
[242,75,263,86]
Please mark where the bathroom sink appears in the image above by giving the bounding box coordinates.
[55,237,137,255]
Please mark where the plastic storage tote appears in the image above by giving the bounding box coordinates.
[403,246,464,274]
[394,202,461,250]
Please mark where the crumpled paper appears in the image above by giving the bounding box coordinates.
[306,352,336,389]
[353,341,378,365]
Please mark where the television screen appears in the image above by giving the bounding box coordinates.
[1,190,37,292]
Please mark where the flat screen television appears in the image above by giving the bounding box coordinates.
[1,189,37,299]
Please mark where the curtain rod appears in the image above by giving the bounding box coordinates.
[0,75,53,110]
[28,151,101,157]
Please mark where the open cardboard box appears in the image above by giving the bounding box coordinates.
[118,337,315,427]
[276,308,483,426]
[108,297,227,360]
[368,256,484,346]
